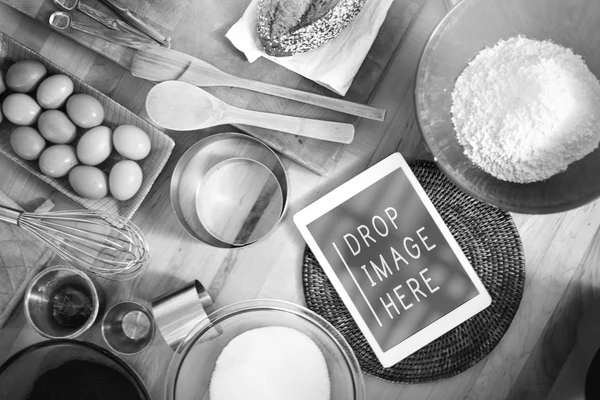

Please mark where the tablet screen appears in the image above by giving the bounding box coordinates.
[306,167,479,352]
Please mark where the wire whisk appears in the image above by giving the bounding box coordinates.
[0,206,149,280]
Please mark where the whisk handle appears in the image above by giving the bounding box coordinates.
[0,206,22,225]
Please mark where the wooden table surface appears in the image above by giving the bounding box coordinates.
[1,0,600,399]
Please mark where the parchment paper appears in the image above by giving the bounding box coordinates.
[226,0,394,96]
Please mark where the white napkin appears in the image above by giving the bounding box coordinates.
[226,0,394,96]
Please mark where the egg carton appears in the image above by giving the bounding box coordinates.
[0,32,175,223]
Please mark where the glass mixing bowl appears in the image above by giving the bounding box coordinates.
[415,0,600,213]
[165,299,365,400]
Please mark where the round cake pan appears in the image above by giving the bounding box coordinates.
[170,133,289,248]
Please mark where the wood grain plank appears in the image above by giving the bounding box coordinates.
[39,33,98,79]
[466,204,600,400]
[10,6,50,52]
[544,349,587,400]
[0,2,25,37]
[120,0,190,31]
[0,0,43,18]
[83,54,128,96]
[544,299,600,400]
[508,225,600,400]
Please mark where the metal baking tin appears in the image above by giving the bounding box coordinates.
[170,132,289,248]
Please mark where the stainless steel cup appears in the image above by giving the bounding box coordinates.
[24,265,99,339]
[102,301,155,355]
[151,280,214,349]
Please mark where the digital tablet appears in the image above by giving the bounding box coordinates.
[294,153,491,367]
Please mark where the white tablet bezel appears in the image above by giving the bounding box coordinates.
[294,153,491,368]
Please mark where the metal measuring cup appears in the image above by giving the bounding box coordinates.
[49,11,156,49]
[151,280,216,350]
[102,301,155,355]
[54,0,120,30]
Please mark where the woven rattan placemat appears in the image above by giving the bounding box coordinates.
[302,160,526,383]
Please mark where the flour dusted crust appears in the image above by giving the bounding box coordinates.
[257,0,366,57]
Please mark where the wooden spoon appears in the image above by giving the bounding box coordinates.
[146,81,355,144]
[133,45,386,121]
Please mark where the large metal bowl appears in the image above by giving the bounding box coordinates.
[415,0,600,213]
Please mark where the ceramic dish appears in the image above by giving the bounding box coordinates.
[0,32,174,221]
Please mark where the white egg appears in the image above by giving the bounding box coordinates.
[109,160,143,201]
[2,93,41,125]
[66,94,104,128]
[10,126,46,161]
[36,74,74,109]
[5,60,47,93]
[39,145,78,178]
[77,126,112,166]
[69,166,108,199]
[38,110,77,144]
[113,125,151,160]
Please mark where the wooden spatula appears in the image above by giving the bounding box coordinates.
[132,45,386,121]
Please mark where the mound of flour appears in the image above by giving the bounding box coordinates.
[451,36,600,183]
[209,326,330,400]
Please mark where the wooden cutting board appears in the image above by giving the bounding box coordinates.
[0,0,427,175]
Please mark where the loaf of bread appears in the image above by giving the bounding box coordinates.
[257,0,366,57]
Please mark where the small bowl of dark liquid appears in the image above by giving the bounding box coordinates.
[24,265,99,339]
